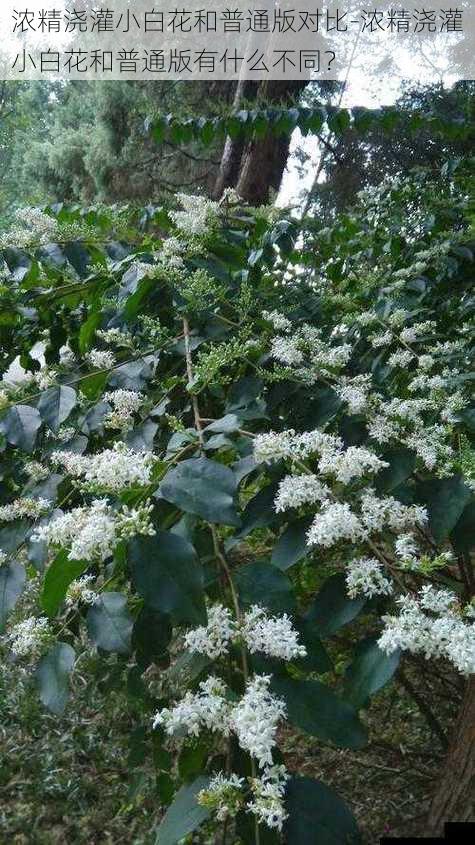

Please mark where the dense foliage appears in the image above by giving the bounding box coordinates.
[0,155,474,842]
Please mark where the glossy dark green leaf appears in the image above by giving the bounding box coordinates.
[0,561,26,631]
[271,676,368,749]
[155,776,211,845]
[450,500,475,553]
[87,592,133,654]
[158,457,240,526]
[343,637,400,709]
[376,448,416,493]
[40,550,88,617]
[235,562,295,613]
[0,405,42,452]
[128,531,206,625]
[35,642,76,715]
[271,518,312,570]
[284,777,361,844]
[38,386,77,432]
[306,573,366,637]
[416,475,472,544]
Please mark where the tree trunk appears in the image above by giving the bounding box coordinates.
[427,677,475,834]
[214,79,307,204]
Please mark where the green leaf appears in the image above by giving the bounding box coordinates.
[38,386,77,432]
[306,573,366,637]
[0,562,26,632]
[271,518,312,570]
[35,642,76,715]
[343,637,400,709]
[155,776,211,845]
[235,562,295,613]
[79,371,109,401]
[133,607,172,667]
[376,448,416,493]
[40,551,88,617]
[79,311,102,353]
[284,777,361,844]
[0,405,42,452]
[450,500,475,554]
[237,482,280,538]
[416,475,472,544]
[128,532,206,625]
[158,457,240,526]
[87,592,133,654]
[271,676,368,749]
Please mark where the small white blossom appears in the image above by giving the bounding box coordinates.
[345,558,393,599]
[65,575,98,607]
[8,616,52,660]
[230,675,286,769]
[387,350,415,369]
[86,348,116,370]
[241,606,307,661]
[170,193,220,238]
[307,502,367,548]
[0,497,51,522]
[271,336,304,365]
[184,604,236,659]
[197,772,244,821]
[23,461,49,483]
[263,310,291,332]
[248,765,289,832]
[50,443,155,493]
[153,676,231,737]
[274,474,331,512]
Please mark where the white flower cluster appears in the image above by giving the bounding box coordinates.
[153,675,230,737]
[50,442,155,493]
[103,389,144,430]
[197,772,244,822]
[248,764,289,831]
[85,348,116,370]
[306,490,427,550]
[318,446,388,485]
[370,330,393,348]
[262,310,292,332]
[32,498,155,562]
[335,374,372,414]
[230,674,286,768]
[0,497,51,523]
[274,474,331,512]
[8,616,52,660]
[387,350,415,369]
[170,193,220,238]
[184,603,306,662]
[269,324,352,375]
[254,428,342,464]
[271,336,304,365]
[400,321,436,344]
[24,461,49,483]
[345,557,393,599]
[96,328,133,347]
[65,575,98,607]
[379,590,475,675]
[0,207,58,248]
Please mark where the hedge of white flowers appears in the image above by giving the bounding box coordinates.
[0,168,473,842]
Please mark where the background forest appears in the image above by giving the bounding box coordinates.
[0,77,474,845]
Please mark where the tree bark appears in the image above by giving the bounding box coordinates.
[214,79,307,204]
[427,677,475,833]
[235,80,307,204]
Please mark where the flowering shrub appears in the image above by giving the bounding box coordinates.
[0,169,474,841]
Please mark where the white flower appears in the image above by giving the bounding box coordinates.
[248,765,289,832]
[345,558,393,599]
[318,446,388,484]
[65,575,98,607]
[153,676,231,737]
[103,389,144,430]
[419,585,458,614]
[32,499,154,562]
[367,415,401,444]
[23,461,49,483]
[274,474,331,512]
[230,675,286,769]
[263,310,291,332]
[271,336,303,365]
[359,489,427,534]
[241,606,307,661]
[0,497,51,522]
[96,328,133,347]
[336,375,372,414]
[8,616,52,660]
[387,350,415,369]
[170,193,220,238]
[307,502,366,548]
[400,321,436,344]
[254,429,342,464]
[370,330,393,348]
[184,604,236,659]
[50,443,155,493]
[197,772,244,821]
[86,348,115,369]
[394,533,419,564]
